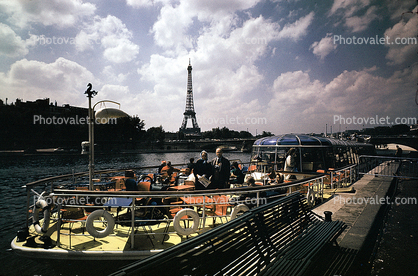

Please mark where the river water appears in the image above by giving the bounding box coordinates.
[0,151,251,276]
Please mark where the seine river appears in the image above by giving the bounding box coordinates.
[0,151,251,276]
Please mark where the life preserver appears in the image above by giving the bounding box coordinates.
[306,188,316,206]
[230,204,249,220]
[173,208,199,236]
[33,199,51,234]
[85,210,115,238]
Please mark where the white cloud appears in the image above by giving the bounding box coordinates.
[344,6,378,32]
[266,65,418,133]
[0,0,96,28]
[75,15,139,63]
[329,0,371,18]
[150,0,263,53]
[126,0,170,8]
[151,3,194,50]
[0,23,28,57]
[126,0,154,8]
[185,0,261,21]
[0,58,97,105]
[385,0,417,20]
[310,33,338,60]
[328,0,377,33]
[277,11,315,40]
[384,14,418,65]
[98,84,133,114]
[102,66,128,83]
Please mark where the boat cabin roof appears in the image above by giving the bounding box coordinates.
[254,134,365,147]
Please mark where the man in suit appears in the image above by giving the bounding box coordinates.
[210,148,230,189]
[194,151,213,190]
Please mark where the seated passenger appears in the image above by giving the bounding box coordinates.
[124,170,137,190]
[267,168,276,185]
[239,177,266,207]
[125,178,137,191]
[186,158,195,174]
[161,161,180,184]
[158,161,166,174]
[230,162,244,184]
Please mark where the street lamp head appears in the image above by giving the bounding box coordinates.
[85,83,98,97]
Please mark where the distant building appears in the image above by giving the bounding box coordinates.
[13,98,87,117]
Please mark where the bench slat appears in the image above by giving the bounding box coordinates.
[109,192,345,276]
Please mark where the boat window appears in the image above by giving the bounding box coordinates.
[300,147,325,172]
[324,147,336,169]
[348,147,355,164]
[251,147,278,171]
[335,147,346,167]
[352,148,359,163]
[251,146,300,172]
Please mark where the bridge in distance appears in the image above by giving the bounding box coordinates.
[162,135,418,152]
[163,138,257,152]
[369,136,418,151]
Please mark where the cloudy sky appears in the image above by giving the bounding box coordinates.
[0,0,417,135]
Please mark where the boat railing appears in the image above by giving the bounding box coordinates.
[24,171,328,250]
[328,163,358,189]
[358,155,418,179]
[22,161,257,229]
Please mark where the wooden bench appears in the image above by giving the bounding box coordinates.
[109,192,346,276]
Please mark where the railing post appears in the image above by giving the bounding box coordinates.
[202,196,206,230]
[26,188,30,229]
[131,197,135,249]
[57,203,62,246]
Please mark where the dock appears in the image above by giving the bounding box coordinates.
[310,159,416,275]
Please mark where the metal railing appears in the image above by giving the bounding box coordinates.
[358,155,418,179]
[23,168,328,250]
[329,164,358,189]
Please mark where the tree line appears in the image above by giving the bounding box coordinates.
[0,102,269,151]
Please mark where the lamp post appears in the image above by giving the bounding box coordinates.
[85,84,129,190]
[85,83,98,190]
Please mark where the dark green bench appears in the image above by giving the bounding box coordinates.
[109,192,346,276]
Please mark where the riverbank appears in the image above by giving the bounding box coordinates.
[0,148,206,157]
[309,161,417,275]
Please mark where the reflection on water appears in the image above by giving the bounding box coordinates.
[0,151,250,276]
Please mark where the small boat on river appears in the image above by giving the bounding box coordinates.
[11,134,374,260]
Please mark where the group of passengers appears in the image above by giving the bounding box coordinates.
[153,147,298,190]
[155,148,235,190]
[192,148,232,190]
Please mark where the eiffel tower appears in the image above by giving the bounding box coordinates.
[179,59,201,137]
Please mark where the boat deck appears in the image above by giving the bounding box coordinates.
[12,162,359,261]
[12,208,229,260]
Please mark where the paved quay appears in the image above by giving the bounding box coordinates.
[310,163,399,275]
[313,174,395,250]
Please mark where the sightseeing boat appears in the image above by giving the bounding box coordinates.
[11,134,374,260]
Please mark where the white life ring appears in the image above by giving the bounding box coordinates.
[173,208,200,236]
[86,210,115,238]
[33,199,51,234]
[230,204,249,220]
[306,188,315,206]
